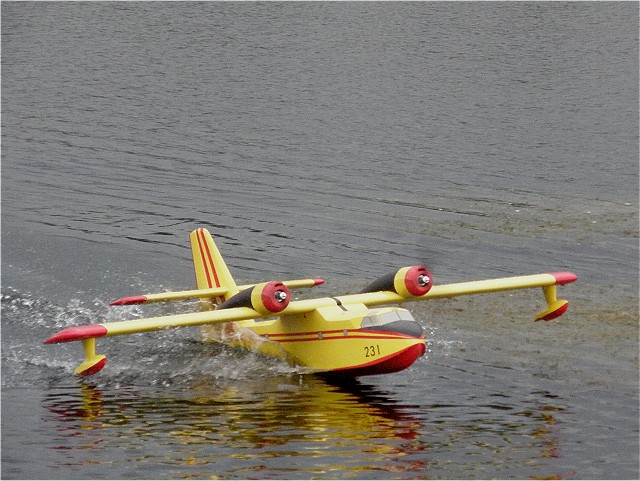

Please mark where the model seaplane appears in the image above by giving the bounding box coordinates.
[45,227,577,377]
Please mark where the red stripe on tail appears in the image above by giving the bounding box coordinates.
[199,229,221,288]
[196,228,214,288]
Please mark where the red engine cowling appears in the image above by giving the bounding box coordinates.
[218,281,290,315]
[361,266,433,298]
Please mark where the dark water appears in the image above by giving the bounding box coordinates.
[2,2,638,479]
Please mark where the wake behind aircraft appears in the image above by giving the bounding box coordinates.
[45,228,577,377]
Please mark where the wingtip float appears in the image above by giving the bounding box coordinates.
[533,272,577,321]
[44,227,577,378]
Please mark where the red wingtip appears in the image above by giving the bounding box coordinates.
[111,295,147,305]
[313,278,326,286]
[44,325,108,344]
[550,272,578,285]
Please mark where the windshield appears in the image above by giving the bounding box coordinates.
[361,309,416,328]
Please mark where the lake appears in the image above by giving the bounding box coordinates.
[2,2,638,479]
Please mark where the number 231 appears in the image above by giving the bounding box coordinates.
[364,345,381,358]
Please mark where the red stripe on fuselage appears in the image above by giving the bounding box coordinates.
[265,329,422,343]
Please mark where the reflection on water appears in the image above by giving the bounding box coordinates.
[42,375,569,479]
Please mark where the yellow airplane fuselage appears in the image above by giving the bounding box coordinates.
[204,305,427,376]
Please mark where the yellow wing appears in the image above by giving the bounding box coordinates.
[281,271,576,321]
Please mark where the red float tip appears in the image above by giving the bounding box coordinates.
[111,295,147,305]
[44,325,108,344]
[539,302,569,321]
[313,279,326,286]
[77,357,107,376]
[550,272,578,285]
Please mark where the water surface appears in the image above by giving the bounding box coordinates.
[2,2,638,479]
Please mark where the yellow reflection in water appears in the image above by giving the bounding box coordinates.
[43,375,571,479]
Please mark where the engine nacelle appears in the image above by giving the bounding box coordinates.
[361,266,433,298]
[217,281,290,315]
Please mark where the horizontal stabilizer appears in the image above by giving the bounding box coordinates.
[238,278,325,290]
[111,286,228,305]
[111,279,325,305]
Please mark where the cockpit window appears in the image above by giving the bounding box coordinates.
[361,310,415,328]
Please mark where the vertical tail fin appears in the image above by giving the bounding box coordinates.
[190,228,239,303]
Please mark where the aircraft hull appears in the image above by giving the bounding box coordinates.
[214,308,428,376]
[328,342,426,377]
[264,328,425,375]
